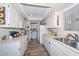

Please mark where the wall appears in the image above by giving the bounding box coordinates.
[56,11,79,37]
[59,4,79,37]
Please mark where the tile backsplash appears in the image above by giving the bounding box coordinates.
[0,28,9,37]
[0,28,22,38]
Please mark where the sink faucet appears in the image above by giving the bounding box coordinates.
[66,33,79,42]
[73,33,79,42]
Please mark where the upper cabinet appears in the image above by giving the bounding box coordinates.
[46,14,54,28]
[64,4,79,31]
[0,4,26,28]
[8,4,18,28]
[46,12,61,28]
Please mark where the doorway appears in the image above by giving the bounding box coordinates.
[29,21,40,44]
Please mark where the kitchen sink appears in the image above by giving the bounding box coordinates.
[54,37,79,50]
[54,37,65,42]
[54,37,77,47]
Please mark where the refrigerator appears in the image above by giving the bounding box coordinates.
[40,25,48,44]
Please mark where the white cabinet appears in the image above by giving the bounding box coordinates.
[0,4,19,28]
[18,35,28,56]
[46,14,54,28]
[21,19,26,28]
[7,4,26,28]
[46,12,61,28]
[40,25,48,44]
[0,35,28,56]
[50,39,67,56]
[17,14,26,28]
[43,35,47,48]
[0,4,25,28]
[0,42,20,56]
[20,36,28,55]
[7,4,18,28]
[43,35,54,55]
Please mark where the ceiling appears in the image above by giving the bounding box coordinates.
[14,3,74,21]
[20,3,51,21]
[31,3,73,11]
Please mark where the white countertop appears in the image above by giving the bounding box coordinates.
[0,35,27,43]
[45,34,79,54]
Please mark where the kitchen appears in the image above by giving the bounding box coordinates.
[0,3,79,56]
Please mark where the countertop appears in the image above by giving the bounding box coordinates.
[0,35,27,43]
[45,34,79,54]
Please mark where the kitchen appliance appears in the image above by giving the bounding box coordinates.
[10,31,19,38]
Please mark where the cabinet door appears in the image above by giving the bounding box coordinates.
[17,13,23,28]
[43,35,48,48]
[8,5,17,27]
[49,39,66,56]
[22,19,26,28]
[47,39,54,55]
[46,15,54,28]
[64,7,75,31]
[46,39,50,52]
[42,35,46,47]
[52,39,79,56]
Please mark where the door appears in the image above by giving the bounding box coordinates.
[30,21,40,43]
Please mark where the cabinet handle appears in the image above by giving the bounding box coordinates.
[8,5,10,7]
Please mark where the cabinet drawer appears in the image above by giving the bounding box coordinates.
[0,13,4,18]
[0,7,4,12]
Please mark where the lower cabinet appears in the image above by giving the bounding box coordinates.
[0,35,28,56]
[43,35,54,55]
[43,35,79,56]
[20,36,28,55]
[50,39,67,56]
